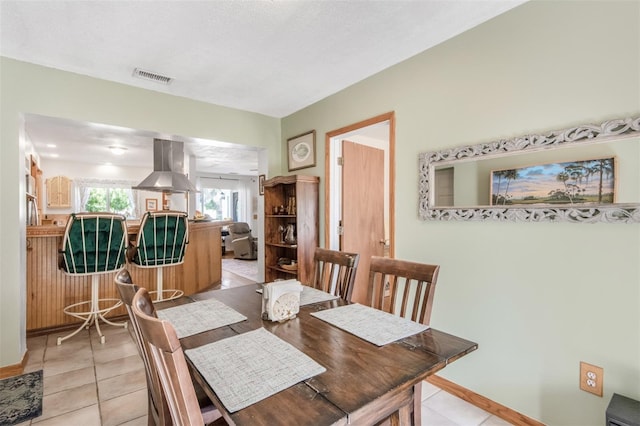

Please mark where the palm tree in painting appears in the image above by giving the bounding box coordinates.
[554,161,597,204]
[556,171,573,203]
[566,163,588,201]
[587,159,614,203]
[492,170,506,205]
[501,169,519,205]
[564,163,586,183]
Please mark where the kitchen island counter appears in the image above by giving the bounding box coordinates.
[26,220,229,332]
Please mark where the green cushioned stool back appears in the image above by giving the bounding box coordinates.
[132,211,188,267]
[60,213,128,275]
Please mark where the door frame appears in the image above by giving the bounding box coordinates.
[324,111,395,257]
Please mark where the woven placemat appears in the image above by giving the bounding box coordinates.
[185,328,326,413]
[300,286,339,306]
[311,303,428,346]
[256,286,339,306]
[157,298,247,338]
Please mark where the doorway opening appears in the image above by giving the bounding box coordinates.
[325,112,395,303]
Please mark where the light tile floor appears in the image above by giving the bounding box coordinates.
[21,326,147,426]
[420,381,512,426]
[17,267,512,426]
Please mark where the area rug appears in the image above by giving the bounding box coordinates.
[0,370,43,425]
[222,258,258,281]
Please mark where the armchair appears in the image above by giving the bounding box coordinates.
[229,222,257,260]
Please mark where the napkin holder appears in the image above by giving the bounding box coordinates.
[261,279,303,322]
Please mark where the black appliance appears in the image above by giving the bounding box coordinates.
[606,393,640,426]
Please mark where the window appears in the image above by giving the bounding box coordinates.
[75,178,138,218]
[196,176,250,222]
[198,188,237,220]
[84,187,135,217]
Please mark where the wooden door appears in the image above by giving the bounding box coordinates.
[341,140,385,304]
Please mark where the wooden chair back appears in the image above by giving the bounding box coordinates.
[311,247,360,301]
[132,287,204,426]
[368,256,440,325]
[368,256,440,425]
[114,269,171,426]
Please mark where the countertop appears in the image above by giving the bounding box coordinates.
[26,219,232,237]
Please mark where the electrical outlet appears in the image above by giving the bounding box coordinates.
[580,361,603,397]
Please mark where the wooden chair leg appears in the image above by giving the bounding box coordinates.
[413,381,423,425]
[389,402,413,426]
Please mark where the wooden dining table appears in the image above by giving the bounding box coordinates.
[157,284,478,426]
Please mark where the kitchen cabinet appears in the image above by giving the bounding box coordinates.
[263,175,318,285]
[46,175,72,208]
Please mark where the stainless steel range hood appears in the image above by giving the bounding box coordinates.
[133,139,197,193]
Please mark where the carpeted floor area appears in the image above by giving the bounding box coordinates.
[0,370,43,425]
[222,258,258,281]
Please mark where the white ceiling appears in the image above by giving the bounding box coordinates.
[1,0,525,175]
[23,113,263,176]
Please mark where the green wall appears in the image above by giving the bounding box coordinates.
[282,1,639,425]
[2,1,639,424]
[0,57,281,369]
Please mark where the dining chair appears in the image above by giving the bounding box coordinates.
[368,256,440,325]
[115,269,222,426]
[310,247,360,301]
[128,210,189,302]
[367,255,441,426]
[57,212,129,345]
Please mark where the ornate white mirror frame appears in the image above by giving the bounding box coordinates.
[419,116,640,223]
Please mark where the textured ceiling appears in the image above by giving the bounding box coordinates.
[23,114,262,176]
[2,0,525,174]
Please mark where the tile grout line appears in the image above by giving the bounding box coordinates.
[90,329,105,426]
[34,331,99,425]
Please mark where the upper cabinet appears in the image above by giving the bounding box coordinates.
[263,175,319,285]
[46,176,72,208]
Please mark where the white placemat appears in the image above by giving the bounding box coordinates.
[156,298,247,338]
[310,303,429,346]
[256,286,339,306]
[300,286,339,306]
[185,328,326,413]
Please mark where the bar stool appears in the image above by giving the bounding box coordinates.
[128,211,188,302]
[57,212,129,345]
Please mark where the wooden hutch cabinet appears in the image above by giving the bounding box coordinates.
[46,175,72,208]
[263,175,318,285]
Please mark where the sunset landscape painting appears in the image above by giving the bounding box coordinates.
[490,157,616,206]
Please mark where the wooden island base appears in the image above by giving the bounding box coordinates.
[26,220,226,332]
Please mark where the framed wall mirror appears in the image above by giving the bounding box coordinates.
[419,116,640,223]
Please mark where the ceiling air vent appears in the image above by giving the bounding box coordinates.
[132,68,173,85]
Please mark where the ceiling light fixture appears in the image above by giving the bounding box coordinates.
[109,145,127,155]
